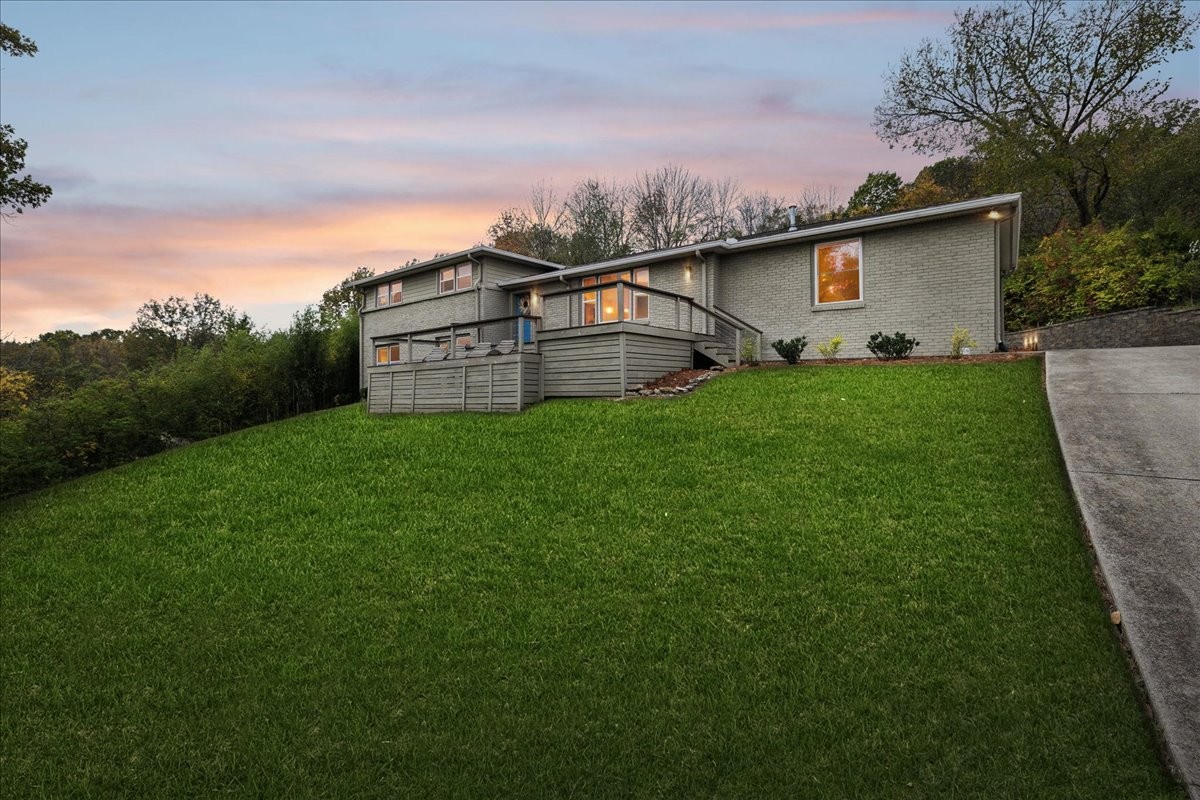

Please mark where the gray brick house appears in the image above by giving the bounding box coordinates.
[354,193,1021,412]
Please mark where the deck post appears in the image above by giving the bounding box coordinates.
[388,371,395,413]
[517,358,525,411]
[406,333,413,363]
[618,331,627,397]
[735,329,742,366]
[449,325,457,359]
[675,297,681,330]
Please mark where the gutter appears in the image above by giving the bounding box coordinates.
[496,193,1023,290]
[357,287,367,398]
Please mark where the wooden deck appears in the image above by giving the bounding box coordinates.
[367,352,541,414]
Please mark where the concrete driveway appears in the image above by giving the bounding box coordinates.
[1045,345,1199,797]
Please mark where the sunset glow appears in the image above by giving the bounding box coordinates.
[1,1,1196,339]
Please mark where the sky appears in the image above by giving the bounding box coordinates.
[2,1,1198,340]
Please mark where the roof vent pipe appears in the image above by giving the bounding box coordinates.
[787,205,798,231]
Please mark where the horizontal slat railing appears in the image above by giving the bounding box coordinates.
[370,313,542,363]
[539,281,760,365]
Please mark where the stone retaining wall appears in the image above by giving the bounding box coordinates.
[1004,306,1200,351]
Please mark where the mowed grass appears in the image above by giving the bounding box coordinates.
[0,360,1180,798]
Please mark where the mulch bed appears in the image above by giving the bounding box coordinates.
[778,351,1042,367]
[630,352,1041,399]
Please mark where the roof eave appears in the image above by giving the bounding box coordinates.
[351,246,565,288]
[497,193,1022,289]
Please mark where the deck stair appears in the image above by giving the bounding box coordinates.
[693,339,736,368]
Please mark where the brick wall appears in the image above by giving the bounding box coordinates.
[716,216,998,360]
[1004,307,1200,351]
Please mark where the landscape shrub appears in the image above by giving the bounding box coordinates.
[1004,222,1200,329]
[866,331,919,360]
[771,336,808,364]
[739,337,758,365]
[949,326,978,358]
[816,335,844,360]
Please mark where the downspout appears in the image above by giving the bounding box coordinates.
[357,287,367,400]
[693,248,707,302]
[694,249,709,333]
[469,253,484,321]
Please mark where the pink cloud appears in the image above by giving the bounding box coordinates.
[0,198,500,340]
[525,5,952,34]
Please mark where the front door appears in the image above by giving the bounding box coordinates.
[513,293,534,343]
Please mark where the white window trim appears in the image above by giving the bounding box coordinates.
[375,280,403,307]
[812,238,865,307]
[439,263,474,295]
[580,267,650,325]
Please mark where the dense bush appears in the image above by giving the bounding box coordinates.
[771,336,808,364]
[1004,222,1200,330]
[0,308,363,498]
[866,332,919,360]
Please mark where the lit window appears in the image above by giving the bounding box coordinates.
[376,344,404,364]
[814,239,862,305]
[440,263,473,294]
[581,268,649,325]
[376,281,403,307]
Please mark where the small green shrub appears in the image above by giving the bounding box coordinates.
[740,337,759,365]
[949,326,978,358]
[816,335,844,360]
[771,336,808,364]
[866,331,919,360]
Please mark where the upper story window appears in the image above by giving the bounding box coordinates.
[581,267,649,324]
[375,280,403,307]
[814,239,862,305]
[439,263,473,294]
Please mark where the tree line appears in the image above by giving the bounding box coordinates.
[485,0,1200,328]
[0,269,371,497]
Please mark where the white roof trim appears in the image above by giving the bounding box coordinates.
[352,246,564,288]
[497,193,1022,288]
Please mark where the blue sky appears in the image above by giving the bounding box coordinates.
[2,0,1197,338]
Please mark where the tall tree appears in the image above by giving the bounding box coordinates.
[846,171,904,216]
[318,266,374,328]
[873,0,1199,225]
[563,178,632,265]
[629,164,711,251]
[735,192,789,236]
[1,24,53,218]
[131,293,251,358]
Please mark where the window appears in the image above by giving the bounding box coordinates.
[375,280,403,307]
[581,267,649,324]
[375,343,402,364]
[439,263,473,294]
[814,239,862,305]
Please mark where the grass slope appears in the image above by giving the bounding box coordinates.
[0,361,1180,798]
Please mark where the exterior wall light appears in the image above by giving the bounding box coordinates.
[987,209,1003,220]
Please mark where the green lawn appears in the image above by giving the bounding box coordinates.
[0,361,1180,798]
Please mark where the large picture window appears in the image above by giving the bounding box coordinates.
[439,263,473,294]
[814,239,862,305]
[581,267,649,324]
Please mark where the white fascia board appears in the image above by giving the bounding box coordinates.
[352,246,564,288]
[497,193,1023,289]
